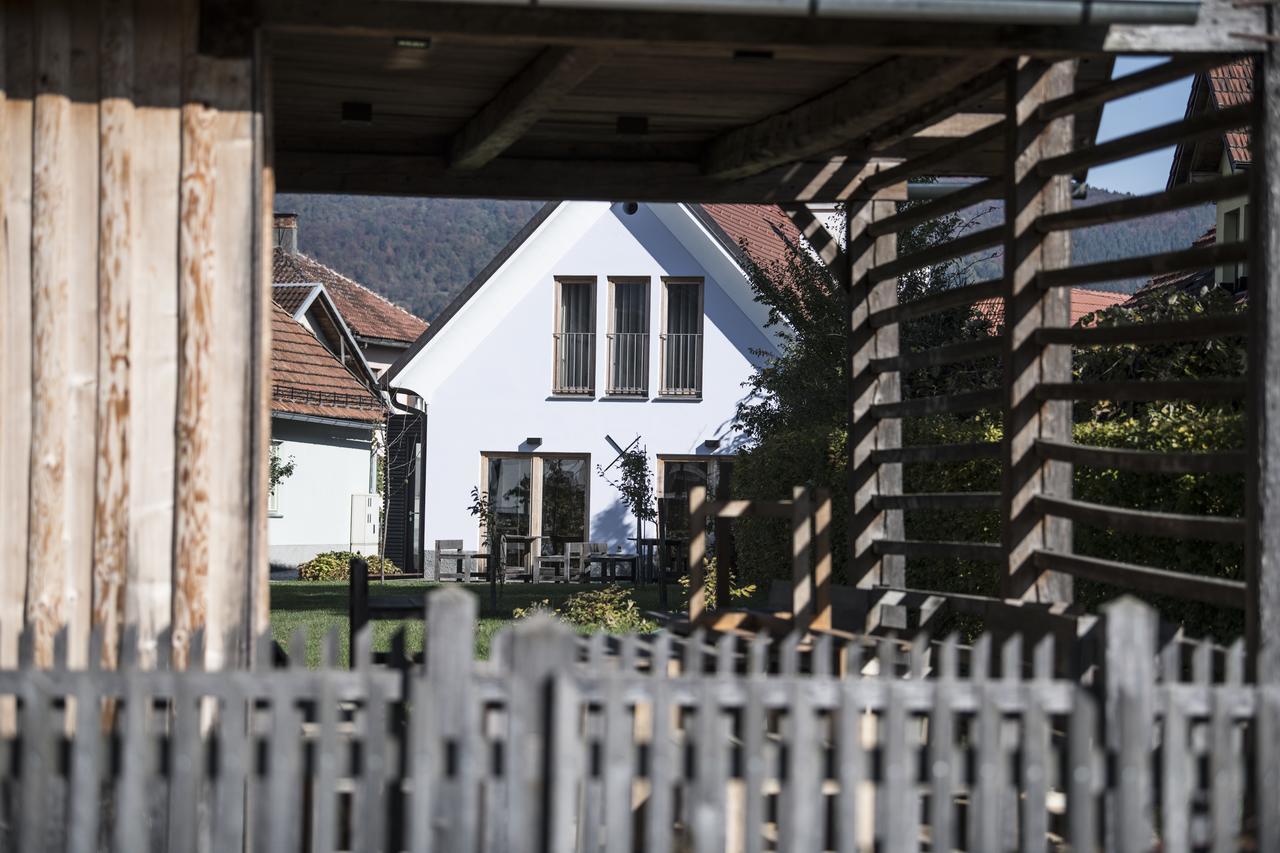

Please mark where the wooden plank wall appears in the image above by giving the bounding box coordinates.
[0,0,268,670]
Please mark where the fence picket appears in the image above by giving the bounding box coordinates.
[548,673,584,853]
[114,662,149,853]
[969,634,1000,853]
[1259,686,1280,853]
[781,673,820,853]
[691,675,727,852]
[1161,686,1191,853]
[313,630,341,853]
[68,628,104,853]
[213,671,250,853]
[741,634,768,853]
[835,677,867,853]
[168,630,203,853]
[881,681,912,853]
[645,634,675,853]
[1068,688,1098,853]
[602,665,633,853]
[928,637,957,853]
[1021,637,1051,853]
[1208,657,1241,853]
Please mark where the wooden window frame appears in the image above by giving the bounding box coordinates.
[552,276,597,396]
[478,451,592,550]
[606,276,651,397]
[658,276,704,398]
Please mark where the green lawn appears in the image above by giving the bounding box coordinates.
[269,580,680,667]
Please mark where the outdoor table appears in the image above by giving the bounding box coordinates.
[589,553,639,583]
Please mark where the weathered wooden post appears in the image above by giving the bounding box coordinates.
[1000,57,1076,604]
[1249,44,1280,684]
[790,485,814,626]
[847,188,905,631]
[687,484,709,621]
[349,556,369,667]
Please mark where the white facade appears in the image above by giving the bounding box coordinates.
[268,416,378,565]
[390,202,782,552]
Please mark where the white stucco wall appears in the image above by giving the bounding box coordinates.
[394,202,779,551]
[268,416,377,565]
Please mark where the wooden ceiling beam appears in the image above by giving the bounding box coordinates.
[450,47,602,170]
[260,0,1265,55]
[702,56,1001,181]
[275,150,908,203]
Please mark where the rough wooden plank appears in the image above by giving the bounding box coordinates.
[812,488,833,630]
[1033,312,1248,347]
[1248,47,1280,683]
[1036,378,1247,403]
[26,0,75,668]
[1001,58,1075,604]
[127,0,183,669]
[1037,172,1249,232]
[276,150,906,204]
[1035,495,1245,543]
[928,638,957,852]
[0,0,34,686]
[869,276,1002,328]
[203,46,259,670]
[704,56,997,180]
[869,337,1002,374]
[1035,439,1246,475]
[64,0,100,671]
[1032,549,1247,609]
[452,47,601,170]
[93,0,134,672]
[1039,53,1231,121]
[173,52,218,669]
[1037,240,1249,290]
[645,633,674,853]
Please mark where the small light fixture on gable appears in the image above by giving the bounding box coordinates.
[702,438,721,451]
[622,202,639,215]
[526,437,543,448]
[341,101,373,125]
[394,37,431,49]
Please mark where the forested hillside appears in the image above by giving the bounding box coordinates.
[274,195,542,322]
[275,187,1215,325]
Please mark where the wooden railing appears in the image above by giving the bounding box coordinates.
[0,590,1276,852]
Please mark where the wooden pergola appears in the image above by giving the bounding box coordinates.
[1,0,1276,679]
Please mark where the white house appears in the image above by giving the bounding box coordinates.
[384,201,803,565]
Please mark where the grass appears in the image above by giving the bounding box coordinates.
[269,580,679,667]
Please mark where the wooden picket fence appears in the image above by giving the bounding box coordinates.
[0,588,1277,852]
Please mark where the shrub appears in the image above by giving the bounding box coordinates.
[297,551,403,581]
[513,585,657,634]
[677,557,757,610]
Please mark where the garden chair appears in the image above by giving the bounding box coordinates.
[435,539,470,582]
[563,542,592,581]
[536,542,569,582]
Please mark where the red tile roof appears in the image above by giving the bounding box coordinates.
[699,204,806,270]
[1207,60,1253,167]
[272,247,428,345]
[975,287,1128,328]
[273,283,316,316]
[271,303,386,423]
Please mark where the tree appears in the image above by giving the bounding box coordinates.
[269,445,296,492]
[730,198,993,587]
[598,446,656,541]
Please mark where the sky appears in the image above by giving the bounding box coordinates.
[1088,56,1192,195]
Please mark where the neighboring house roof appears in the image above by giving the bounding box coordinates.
[695,204,805,271]
[975,287,1128,328]
[272,247,428,345]
[271,303,386,423]
[1168,59,1253,189]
